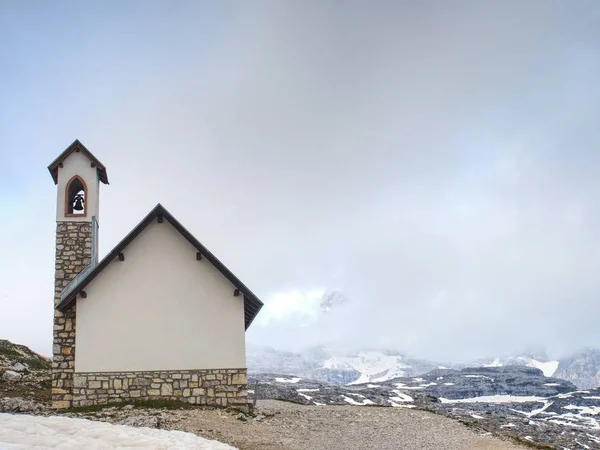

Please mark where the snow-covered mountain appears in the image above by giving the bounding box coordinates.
[247,344,600,389]
[476,355,559,378]
[322,352,410,385]
[247,346,439,384]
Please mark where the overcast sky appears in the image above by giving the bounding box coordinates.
[1,1,599,361]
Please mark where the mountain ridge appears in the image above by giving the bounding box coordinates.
[247,344,600,389]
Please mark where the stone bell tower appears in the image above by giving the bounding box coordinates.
[47,139,109,408]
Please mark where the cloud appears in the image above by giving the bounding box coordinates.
[1,1,600,360]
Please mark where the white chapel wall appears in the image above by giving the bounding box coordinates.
[75,221,247,372]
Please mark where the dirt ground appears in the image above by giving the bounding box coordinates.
[163,400,529,450]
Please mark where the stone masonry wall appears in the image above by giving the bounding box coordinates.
[72,369,249,411]
[52,221,92,409]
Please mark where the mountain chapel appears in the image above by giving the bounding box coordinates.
[49,139,263,410]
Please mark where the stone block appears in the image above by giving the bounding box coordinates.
[231,373,247,385]
[60,346,72,355]
[216,385,238,393]
[73,376,87,388]
[134,378,150,386]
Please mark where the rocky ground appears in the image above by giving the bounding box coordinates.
[250,368,600,449]
[0,339,52,411]
[22,400,525,450]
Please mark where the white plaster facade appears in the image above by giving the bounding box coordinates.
[75,221,247,373]
[56,151,100,223]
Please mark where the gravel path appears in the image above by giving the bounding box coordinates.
[167,400,528,450]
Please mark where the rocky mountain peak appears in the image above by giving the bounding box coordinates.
[320,289,349,312]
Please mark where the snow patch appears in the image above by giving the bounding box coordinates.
[341,395,375,406]
[587,433,600,444]
[390,391,414,402]
[527,360,559,377]
[439,395,546,404]
[524,401,553,418]
[464,375,494,381]
[562,405,600,415]
[275,377,301,383]
[394,383,423,390]
[0,413,235,449]
[484,358,503,367]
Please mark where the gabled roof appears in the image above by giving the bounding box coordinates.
[48,139,109,185]
[56,204,264,330]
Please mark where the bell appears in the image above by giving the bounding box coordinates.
[73,195,84,211]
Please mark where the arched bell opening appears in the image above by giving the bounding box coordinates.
[65,175,87,216]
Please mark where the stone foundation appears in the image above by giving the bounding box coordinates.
[53,221,91,409]
[71,368,249,411]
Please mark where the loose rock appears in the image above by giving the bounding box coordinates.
[2,370,22,383]
[10,363,28,373]
[0,397,45,413]
[120,415,160,428]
